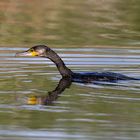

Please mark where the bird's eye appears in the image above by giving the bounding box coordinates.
[30,49,34,52]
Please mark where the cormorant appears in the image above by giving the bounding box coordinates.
[16,45,139,83]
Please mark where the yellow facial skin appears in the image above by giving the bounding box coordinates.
[29,49,39,56]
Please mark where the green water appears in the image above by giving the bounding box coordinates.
[0,0,140,140]
[0,0,140,46]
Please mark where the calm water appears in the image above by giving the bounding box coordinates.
[0,0,140,140]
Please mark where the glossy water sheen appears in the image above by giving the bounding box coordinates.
[1,46,140,140]
[0,0,140,140]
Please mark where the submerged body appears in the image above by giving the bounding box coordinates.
[16,45,139,83]
[72,71,139,83]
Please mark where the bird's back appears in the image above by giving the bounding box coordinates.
[72,71,139,83]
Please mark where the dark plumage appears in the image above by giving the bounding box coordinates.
[16,45,139,83]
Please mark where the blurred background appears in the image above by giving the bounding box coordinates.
[0,0,140,46]
[0,0,140,140]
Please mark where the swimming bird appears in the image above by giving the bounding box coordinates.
[16,45,139,83]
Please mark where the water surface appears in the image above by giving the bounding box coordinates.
[1,46,140,140]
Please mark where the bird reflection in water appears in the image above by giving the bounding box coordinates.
[27,77,72,105]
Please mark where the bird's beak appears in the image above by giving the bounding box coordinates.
[15,51,32,56]
[15,50,38,57]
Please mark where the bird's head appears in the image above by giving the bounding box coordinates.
[16,45,50,57]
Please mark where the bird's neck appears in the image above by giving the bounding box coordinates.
[46,49,73,78]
